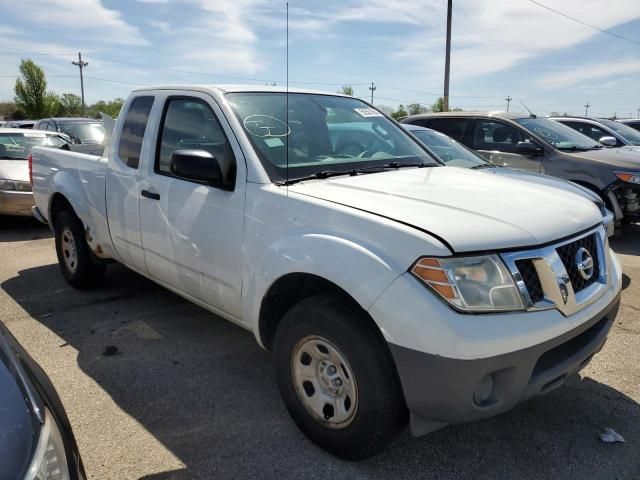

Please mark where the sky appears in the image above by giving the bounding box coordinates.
[2,0,640,117]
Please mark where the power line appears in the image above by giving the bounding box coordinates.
[526,0,640,46]
[84,76,148,86]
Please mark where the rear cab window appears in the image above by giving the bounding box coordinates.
[117,96,155,169]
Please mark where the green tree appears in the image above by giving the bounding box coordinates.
[390,104,408,120]
[59,93,83,116]
[13,59,59,118]
[407,103,429,115]
[87,98,125,118]
[339,85,354,96]
[430,97,445,113]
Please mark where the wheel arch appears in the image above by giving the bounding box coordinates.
[259,273,375,351]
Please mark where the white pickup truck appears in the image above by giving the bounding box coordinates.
[31,85,622,459]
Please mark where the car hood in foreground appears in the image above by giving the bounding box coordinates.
[0,324,39,479]
[288,166,602,253]
[0,160,29,182]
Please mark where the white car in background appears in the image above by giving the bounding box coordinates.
[0,128,69,216]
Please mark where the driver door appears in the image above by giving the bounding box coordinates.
[472,119,542,172]
[138,93,247,319]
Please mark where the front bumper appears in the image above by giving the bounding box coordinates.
[389,292,620,432]
[0,190,34,216]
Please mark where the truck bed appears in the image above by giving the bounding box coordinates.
[31,147,114,259]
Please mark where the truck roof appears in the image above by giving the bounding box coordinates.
[132,84,349,97]
[404,111,531,121]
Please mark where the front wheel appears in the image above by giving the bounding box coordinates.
[273,294,407,460]
[54,210,106,289]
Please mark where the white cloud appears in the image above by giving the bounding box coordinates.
[391,0,640,79]
[4,0,148,46]
[538,59,640,88]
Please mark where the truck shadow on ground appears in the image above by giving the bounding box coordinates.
[2,262,639,480]
[611,223,640,256]
[0,215,52,242]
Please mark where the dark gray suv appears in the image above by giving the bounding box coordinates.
[401,112,640,224]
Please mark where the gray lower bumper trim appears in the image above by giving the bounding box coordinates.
[390,293,620,434]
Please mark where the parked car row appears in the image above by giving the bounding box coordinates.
[25,84,623,460]
[400,112,640,226]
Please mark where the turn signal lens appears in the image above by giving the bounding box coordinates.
[411,255,525,312]
[614,171,640,184]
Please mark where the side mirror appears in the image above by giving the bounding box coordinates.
[170,149,222,184]
[515,141,542,155]
[599,136,617,147]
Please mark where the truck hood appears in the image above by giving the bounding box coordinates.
[288,167,602,253]
[0,160,28,182]
[568,146,640,168]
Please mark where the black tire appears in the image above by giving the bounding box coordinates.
[54,210,106,289]
[273,294,407,460]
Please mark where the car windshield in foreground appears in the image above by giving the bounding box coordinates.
[226,92,437,183]
[0,132,68,159]
[516,117,599,151]
[598,119,640,146]
[60,122,106,144]
[409,128,487,168]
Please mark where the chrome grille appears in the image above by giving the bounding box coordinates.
[515,259,544,304]
[556,233,600,293]
[501,226,609,317]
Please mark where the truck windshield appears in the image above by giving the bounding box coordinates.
[597,119,640,146]
[515,117,599,151]
[226,92,437,182]
[0,132,68,160]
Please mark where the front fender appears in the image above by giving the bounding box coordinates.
[244,231,406,347]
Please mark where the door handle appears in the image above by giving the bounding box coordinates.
[141,190,160,200]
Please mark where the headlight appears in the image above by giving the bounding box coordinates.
[614,171,640,184]
[14,180,33,192]
[411,255,524,312]
[24,408,70,480]
[0,179,16,191]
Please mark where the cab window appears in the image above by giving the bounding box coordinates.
[117,96,154,169]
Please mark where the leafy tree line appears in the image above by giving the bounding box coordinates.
[338,86,462,120]
[5,59,124,120]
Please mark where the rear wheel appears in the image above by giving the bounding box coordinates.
[54,210,106,289]
[273,294,406,460]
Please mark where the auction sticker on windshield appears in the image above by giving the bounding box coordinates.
[354,108,383,118]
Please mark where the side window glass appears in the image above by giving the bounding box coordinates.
[157,98,234,182]
[474,120,533,153]
[430,118,469,142]
[47,123,57,132]
[117,96,154,169]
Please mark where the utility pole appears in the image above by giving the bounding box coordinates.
[369,82,376,105]
[443,0,452,112]
[505,95,512,112]
[584,101,590,117]
[72,52,88,114]
[637,106,640,119]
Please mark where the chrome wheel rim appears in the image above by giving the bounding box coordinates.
[61,228,78,273]
[291,335,358,429]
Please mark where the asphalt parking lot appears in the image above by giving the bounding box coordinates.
[1,216,638,480]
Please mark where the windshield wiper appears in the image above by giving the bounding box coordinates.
[279,162,435,186]
[355,162,434,172]
[279,170,357,186]
[471,163,498,169]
